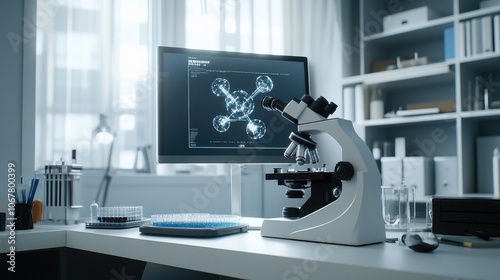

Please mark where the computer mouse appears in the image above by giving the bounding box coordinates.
[402,230,439,253]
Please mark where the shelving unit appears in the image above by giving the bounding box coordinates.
[341,0,500,198]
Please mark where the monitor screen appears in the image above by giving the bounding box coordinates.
[157,46,310,164]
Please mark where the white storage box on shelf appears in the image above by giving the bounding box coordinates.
[476,136,500,194]
[403,157,434,202]
[383,6,438,33]
[434,156,458,196]
[381,157,403,186]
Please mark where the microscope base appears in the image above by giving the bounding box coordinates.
[261,218,386,246]
[261,170,387,246]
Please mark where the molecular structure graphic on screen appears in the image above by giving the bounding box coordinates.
[211,75,273,139]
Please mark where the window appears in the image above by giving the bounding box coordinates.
[184,0,285,54]
[35,0,286,174]
[36,0,152,171]
[35,0,346,174]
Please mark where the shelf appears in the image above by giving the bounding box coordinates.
[341,75,364,86]
[344,0,500,197]
[360,112,457,127]
[460,109,500,119]
[341,62,454,88]
[362,62,453,87]
[460,53,500,72]
[458,5,500,21]
[364,16,454,43]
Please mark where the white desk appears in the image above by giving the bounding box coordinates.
[1,221,499,280]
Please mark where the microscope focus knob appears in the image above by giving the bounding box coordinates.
[334,161,354,181]
[282,207,301,218]
[286,190,305,198]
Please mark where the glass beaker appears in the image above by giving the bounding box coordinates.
[381,185,415,230]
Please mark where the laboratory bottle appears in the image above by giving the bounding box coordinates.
[90,200,99,222]
[370,88,384,119]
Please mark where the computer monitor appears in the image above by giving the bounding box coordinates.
[157,46,310,164]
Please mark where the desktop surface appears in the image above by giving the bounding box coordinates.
[1,220,499,279]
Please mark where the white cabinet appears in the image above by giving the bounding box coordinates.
[341,0,500,197]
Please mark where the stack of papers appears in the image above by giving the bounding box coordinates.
[396,107,440,117]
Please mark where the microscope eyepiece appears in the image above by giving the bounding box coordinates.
[261,96,287,112]
[309,96,338,118]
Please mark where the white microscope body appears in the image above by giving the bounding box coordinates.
[260,95,386,246]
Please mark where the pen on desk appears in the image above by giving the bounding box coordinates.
[21,188,27,204]
[28,178,39,205]
[28,178,34,204]
[439,238,473,248]
[13,190,19,204]
[17,176,24,203]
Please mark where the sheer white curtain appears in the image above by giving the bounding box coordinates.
[156,0,287,53]
[36,0,152,170]
[160,0,342,106]
[35,0,341,173]
[282,0,343,166]
[158,0,343,170]
[283,0,342,100]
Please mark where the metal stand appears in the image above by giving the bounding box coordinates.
[230,164,242,216]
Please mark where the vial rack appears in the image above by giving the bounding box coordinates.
[42,163,83,225]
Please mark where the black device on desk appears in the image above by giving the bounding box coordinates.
[432,197,500,237]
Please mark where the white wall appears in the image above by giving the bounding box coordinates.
[0,0,25,214]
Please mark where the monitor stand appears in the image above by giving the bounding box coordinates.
[230,164,242,216]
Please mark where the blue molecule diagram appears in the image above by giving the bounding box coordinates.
[211,75,273,140]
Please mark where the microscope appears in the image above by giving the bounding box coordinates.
[260,95,386,245]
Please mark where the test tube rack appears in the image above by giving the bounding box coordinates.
[42,163,84,224]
